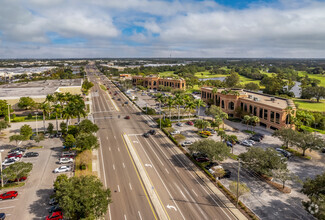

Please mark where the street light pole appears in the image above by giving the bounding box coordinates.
[237,158,241,207]
[160,101,162,129]
[0,149,4,188]
[35,112,38,135]
[7,104,10,124]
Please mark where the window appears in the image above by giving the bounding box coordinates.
[182,83,184,87]
[264,109,268,120]
[259,108,263,118]
[276,113,280,124]
[221,100,225,108]
[249,105,253,113]
[244,104,247,112]
[253,107,257,116]
[241,102,244,110]
[286,114,290,124]
[153,81,156,86]
[270,111,274,122]
[228,102,234,110]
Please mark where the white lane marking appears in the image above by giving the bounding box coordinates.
[129,182,133,190]
[109,147,111,151]
[118,147,120,152]
[165,168,169,174]
[144,164,152,168]
[142,137,164,166]
[124,214,127,220]
[113,164,115,170]
[122,163,125,168]
[138,211,143,220]
[106,137,108,140]
[118,185,120,192]
[182,185,208,220]
[99,138,107,188]
[167,205,177,211]
[134,136,185,219]
[192,189,198,197]
[108,205,112,220]
[0,206,15,209]
[114,136,116,140]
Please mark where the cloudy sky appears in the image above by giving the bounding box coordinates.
[1,0,325,58]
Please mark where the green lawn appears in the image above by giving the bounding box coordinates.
[298,71,325,87]
[293,99,325,112]
[194,72,227,78]
[159,71,175,77]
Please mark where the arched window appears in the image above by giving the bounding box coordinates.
[153,81,156,86]
[221,100,225,108]
[286,114,290,124]
[228,102,234,110]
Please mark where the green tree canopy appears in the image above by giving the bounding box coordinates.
[293,131,325,156]
[47,123,54,134]
[272,128,296,148]
[9,134,25,146]
[64,134,76,149]
[75,132,99,151]
[244,82,260,91]
[20,124,33,140]
[0,120,9,134]
[0,100,10,116]
[189,139,230,162]
[225,71,240,87]
[78,119,99,134]
[2,162,33,182]
[54,175,111,220]
[18,97,36,110]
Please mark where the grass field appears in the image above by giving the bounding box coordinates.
[159,71,175,77]
[293,99,325,112]
[298,71,325,87]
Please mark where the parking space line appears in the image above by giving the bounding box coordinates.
[0,206,15,209]
[0,199,18,203]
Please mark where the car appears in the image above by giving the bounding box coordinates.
[9,150,23,155]
[276,148,292,158]
[204,128,216,134]
[44,133,50,138]
[246,140,255,145]
[186,121,194,125]
[124,116,130,119]
[222,169,232,178]
[23,152,39,157]
[254,133,265,139]
[59,157,73,164]
[46,211,63,220]
[61,151,76,157]
[182,141,193,146]
[49,198,58,206]
[171,130,180,135]
[0,191,18,200]
[205,162,219,170]
[9,148,26,153]
[250,136,261,142]
[240,140,253,147]
[117,98,121,101]
[148,130,156,135]
[48,205,62,213]
[0,213,5,220]
[53,166,72,173]
[176,122,183,127]
[195,157,210,163]
[143,133,150,138]
[2,158,16,166]
[322,148,325,153]
[141,93,146,96]
[226,141,233,147]
[7,153,22,158]
[8,176,27,183]
[125,101,129,104]
[200,131,212,136]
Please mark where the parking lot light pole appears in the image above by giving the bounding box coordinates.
[7,104,10,124]
[35,112,38,135]
[0,149,4,188]
[237,158,241,207]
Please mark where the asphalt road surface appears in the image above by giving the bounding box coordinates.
[86,65,240,220]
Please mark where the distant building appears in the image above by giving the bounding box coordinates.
[119,74,132,79]
[0,79,83,109]
[201,87,296,130]
[132,75,186,90]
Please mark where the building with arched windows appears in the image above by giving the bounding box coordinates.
[201,87,296,130]
[132,75,186,90]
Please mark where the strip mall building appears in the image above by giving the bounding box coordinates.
[201,87,296,130]
[132,75,186,90]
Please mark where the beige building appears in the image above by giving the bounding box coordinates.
[0,79,83,109]
[201,87,296,130]
[132,75,186,90]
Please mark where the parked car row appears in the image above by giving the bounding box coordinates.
[47,198,63,220]
[53,151,76,173]
[2,148,39,166]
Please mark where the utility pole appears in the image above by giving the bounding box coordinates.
[35,112,38,135]
[0,149,4,188]
[7,104,10,124]
[237,158,241,207]
[160,101,162,129]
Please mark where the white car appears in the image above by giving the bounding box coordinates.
[171,130,180,135]
[182,141,193,146]
[53,166,72,173]
[176,122,184,127]
[247,140,255,145]
[2,158,18,166]
[10,150,23,155]
[59,157,73,164]
[61,151,76,157]
[241,140,253,147]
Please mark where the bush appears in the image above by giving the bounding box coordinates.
[80,164,86,170]
[27,113,33,119]
[143,107,156,115]
[12,117,25,122]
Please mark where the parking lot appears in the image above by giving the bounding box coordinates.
[0,137,74,219]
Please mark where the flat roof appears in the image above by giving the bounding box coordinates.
[201,87,294,109]
[0,79,82,99]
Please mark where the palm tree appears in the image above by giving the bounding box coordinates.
[174,93,184,123]
[194,119,205,131]
[166,96,175,120]
[212,88,218,105]
[243,115,251,131]
[219,111,228,129]
[218,130,226,141]
[155,93,165,127]
[185,101,197,119]
[195,99,206,119]
[52,104,62,133]
[46,94,55,118]
[250,116,260,132]
[40,102,50,132]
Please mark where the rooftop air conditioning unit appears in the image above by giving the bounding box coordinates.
[253,97,260,101]
[271,97,275,102]
[248,95,253,99]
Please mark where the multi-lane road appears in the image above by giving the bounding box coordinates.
[86,64,245,220]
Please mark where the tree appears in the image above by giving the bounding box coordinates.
[54,175,111,219]
[301,172,325,219]
[75,132,99,151]
[225,71,240,87]
[52,104,62,133]
[211,116,223,130]
[194,119,210,131]
[245,82,260,91]
[194,99,206,118]
[229,181,250,203]
[20,124,33,140]
[9,135,24,146]
[166,96,175,120]
[239,147,287,176]
[272,168,299,189]
[189,139,230,162]
[34,134,45,144]
[301,86,325,103]
[249,116,260,131]
[0,121,9,134]
[40,102,50,132]
[272,128,296,148]
[18,97,35,110]
[47,123,54,134]
[60,122,67,134]
[64,134,76,149]
[0,100,10,117]
[217,130,226,141]
[243,115,251,130]
[293,131,325,156]
[78,119,99,134]
[2,162,33,183]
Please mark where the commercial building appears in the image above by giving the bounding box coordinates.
[132,75,186,90]
[0,79,83,109]
[201,87,296,130]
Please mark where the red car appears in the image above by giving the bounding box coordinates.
[46,211,63,220]
[124,116,130,119]
[7,153,22,158]
[0,191,18,200]
[9,176,27,183]
[187,121,194,125]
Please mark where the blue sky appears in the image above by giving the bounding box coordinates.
[0,0,325,58]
